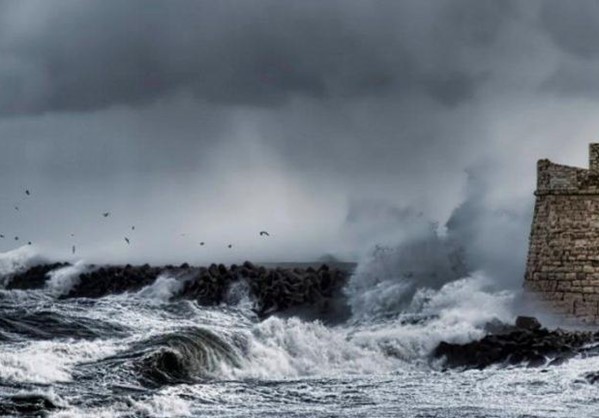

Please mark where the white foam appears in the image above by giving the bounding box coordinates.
[0,339,121,384]
[0,245,45,285]
[345,229,466,321]
[127,392,192,417]
[135,274,183,302]
[350,274,515,361]
[50,392,191,418]
[45,261,88,296]
[216,273,513,379]
[218,316,396,379]
[223,279,253,309]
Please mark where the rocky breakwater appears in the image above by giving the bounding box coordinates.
[4,261,351,320]
[433,316,599,369]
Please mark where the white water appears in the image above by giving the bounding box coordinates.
[0,241,596,417]
[135,274,183,302]
[0,339,121,384]
[46,261,89,296]
[0,245,45,285]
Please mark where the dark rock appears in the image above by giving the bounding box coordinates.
[515,316,542,331]
[5,262,69,290]
[5,260,353,322]
[433,317,598,370]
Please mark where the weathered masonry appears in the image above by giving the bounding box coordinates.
[525,144,599,322]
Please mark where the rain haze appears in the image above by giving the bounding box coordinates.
[1,0,599,279]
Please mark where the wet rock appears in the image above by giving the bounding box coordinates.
[5,263,69,290]
[433,318,598,370]
[242,260,255,270]
[4,260,354,321]
[515,316,542,331]
[65,265,161,298]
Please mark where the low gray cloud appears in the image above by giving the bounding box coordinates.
[0,0,516,115]
[1,1,599,269]
[540,0,599,59]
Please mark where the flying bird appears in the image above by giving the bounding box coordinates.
[72,245,76,254]
[25,190,30,196]
[27,241,31,245]
[124,237,130,244]
[259,231,270,237]
[14,236,18,241]
[14,206,19,211]
[131,226,135,230]
[199,242,205,246]
[228,244,232,249]
[102,212,110,217]
[0,234,4,238]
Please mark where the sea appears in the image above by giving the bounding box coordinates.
[0,245,598,418]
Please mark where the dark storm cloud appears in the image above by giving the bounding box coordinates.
[0,0,516,115]
[539,1,599,99]
[542,61,599,98]
[2,0,598,268]
[540,0,599,59]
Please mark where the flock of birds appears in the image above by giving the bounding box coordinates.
[2,189,272,255]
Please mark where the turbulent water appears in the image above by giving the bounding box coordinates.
[0,246,598,417]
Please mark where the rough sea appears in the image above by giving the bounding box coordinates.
[0,245,598,418]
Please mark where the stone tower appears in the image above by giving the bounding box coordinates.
[525,144,599,322]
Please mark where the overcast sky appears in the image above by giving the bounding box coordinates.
[2,1,599,276]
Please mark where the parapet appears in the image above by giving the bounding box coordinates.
[536,144,599,195]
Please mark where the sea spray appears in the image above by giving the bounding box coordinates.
[46,261,89,297]
[0,246,45,285]
[345,223,467,322]
[135,275,184,303]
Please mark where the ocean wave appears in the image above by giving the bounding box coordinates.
[0,339,122,384]
[135,274,184,303]
[0,246,46,285]
[45,261,90,296]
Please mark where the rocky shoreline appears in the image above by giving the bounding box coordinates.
[433,316,599,370]
[5,261,351,320]
[7,264,599,374]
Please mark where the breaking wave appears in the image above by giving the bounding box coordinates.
[0,232,551,417]
[0,245,45,284]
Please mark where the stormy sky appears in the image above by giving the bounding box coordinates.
[2,1,599,276]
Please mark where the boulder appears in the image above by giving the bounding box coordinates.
[515,316,542,331]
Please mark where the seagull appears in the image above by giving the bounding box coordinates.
[102,212,110,217]
[14,206,19,211]
[259,231,270,237]
[71,233,75,237]
[199,242,205,246]
[72,245,76,254]
[25,190,30,196]
[0,234,4,239]
[227,244,232,249]
[27,241,31,245]
[124,237,130,244]
[14,236,18,241]
[131,226,135,230]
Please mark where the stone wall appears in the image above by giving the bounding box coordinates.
[524,144,599,323]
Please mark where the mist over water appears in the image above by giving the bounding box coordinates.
[2,1,599,416]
